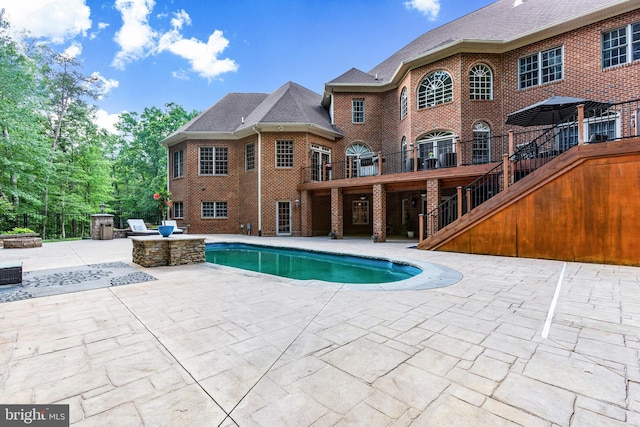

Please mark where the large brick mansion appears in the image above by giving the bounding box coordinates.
[161,0,639,241]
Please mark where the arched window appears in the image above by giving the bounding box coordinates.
[346,143,376,177]
[401,136,409,172]
[472,121,491,164]
[417,71,453,109]
[469,64,493,100]
[400,87,408,120]
[416,131,456,168]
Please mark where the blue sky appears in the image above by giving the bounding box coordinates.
[0,0,494,132]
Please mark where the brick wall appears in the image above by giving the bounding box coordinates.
[169,131,336,236]
[169,10,640,239]
[330,10,640,166]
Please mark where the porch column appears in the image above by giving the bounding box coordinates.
[425,178,439,236]
[300,190,313,237]
[372,184,386,242]
[330,188,343,239]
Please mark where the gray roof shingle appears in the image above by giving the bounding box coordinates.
[330,0,633,86]
[163,82,342,145]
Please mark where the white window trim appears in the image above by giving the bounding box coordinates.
[602,23,640,69]
[352,99,365,123]
[400,87,408,119]
[518,46,564,90]
[275,140,294,169]
[201,201,228,219]
[198,146,228,176]
[417,71,453,109]
[469,64,493,100]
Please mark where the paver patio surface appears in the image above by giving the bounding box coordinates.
[1,235,639,426]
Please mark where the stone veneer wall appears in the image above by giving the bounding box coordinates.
[0,234,43,249]
[132,237,205,267]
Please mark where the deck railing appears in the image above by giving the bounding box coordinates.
[301,98,640,185]
[422,98,640,239]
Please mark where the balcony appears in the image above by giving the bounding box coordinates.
[301,98,640,185]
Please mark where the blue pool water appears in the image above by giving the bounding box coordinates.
[205,242,422,284]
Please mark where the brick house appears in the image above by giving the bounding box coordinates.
[162,0,640,246]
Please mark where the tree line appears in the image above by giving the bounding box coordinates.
[0,11,199,234]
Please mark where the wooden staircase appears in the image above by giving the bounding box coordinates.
[418,138,640,266]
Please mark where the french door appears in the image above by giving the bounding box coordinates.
[277,201,291,235]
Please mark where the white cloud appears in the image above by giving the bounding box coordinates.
[0,0,91,43]
[91,72,120,100]
[90,22,110,40]
[157,10,238,81]
[405,0,440,21]
[171,69,190,80]
[112,0,157,70]
[63,42,82,59]
[94,109,121,134]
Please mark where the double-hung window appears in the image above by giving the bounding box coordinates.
[245,143,255,171]
[202,201,228,218]
[519,46,563,89]
[352,99,365,123]
[172,149,183,178]
[199,147,228,175]
[173,202,184,218]
[276,140,294,168]
[602,23,640,68]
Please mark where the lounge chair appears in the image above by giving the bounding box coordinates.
[126,219,160,236]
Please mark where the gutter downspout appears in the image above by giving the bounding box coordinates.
[253,126,263,235]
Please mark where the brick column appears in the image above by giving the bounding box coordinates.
[330,188,343,239]
[300,190,313,237]
[425,178,440,236]
[372,184,386,242]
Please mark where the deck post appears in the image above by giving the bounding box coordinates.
[413,144,418,172]
[577,104,585,145]
[457,186,463,219]
[418,214,424,243]
[466,188,472,213]
[503,154,510,190]
[508,131,515,185]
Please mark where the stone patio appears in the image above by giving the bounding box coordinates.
[0,236,638,426]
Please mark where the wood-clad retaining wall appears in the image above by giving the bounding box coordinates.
[420,139,640,266]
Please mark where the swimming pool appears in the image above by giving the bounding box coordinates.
[205,242,421,284]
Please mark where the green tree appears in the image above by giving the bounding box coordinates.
[113,103,198,215]
[0,11,50,213]
[38,49,104,235]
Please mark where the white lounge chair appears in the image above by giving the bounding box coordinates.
[126,219,159,236]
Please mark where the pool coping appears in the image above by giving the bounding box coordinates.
[203,240,463,291]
